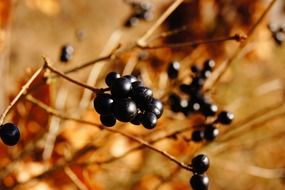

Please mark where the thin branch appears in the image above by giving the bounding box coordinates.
[43,57,108,93]
[138,34,246,49]
[204,0,278,91]
[26,96,192,171]
[0,66,44,125]
[137,0,185,47]
[64,167,89,190]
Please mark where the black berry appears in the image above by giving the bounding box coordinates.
[60,44,74,63]
[131,86,153,105]
[100,114,116,127]
[0,123,20,146]
[201,103,218,117]
[191,154,210,174]
[140,112,157,129]
[273,31,284,45]
[191,130,204,142]
[105,72,121,87]
[204,125,219,141]
[124,16,139,27]
[190,174,209,190]
[191,64,200,74]
[124,75,138,83]
[146,103,162,118]
[167,61,180,79]
[113,98,137,122]
[93,93,114,115]
[111,77,132,97]
[216,111,234,125]
[203,59,215,71]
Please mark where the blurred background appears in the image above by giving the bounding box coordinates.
[0,0,285,189]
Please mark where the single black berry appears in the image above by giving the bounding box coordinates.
[216,111,234,125]
[191,154,210,174]
[190,77,204,90]
[131,113,141,125]
[111,77,132,97]
[151,98,163,114]
[105,72,121,87]
[113,98,137,122]
[169,93,181,112]
[191,130,204,142]
[190,174,209,190]
[124,75,138,83]
[124,16,139,27]
[146,103,162,118]
[180,84,191,94]
[204,125,219,141]
[167,61,180,79]
[201,102,218,117]
[0,123,20,146]
[131,86,153,105]
[100,114,116,127]
[273,31,284,45]
[191,64,200,74]
[140,112,157,129]
[60,44,74,63]
[203,59,215,71]
[93,93,114,115]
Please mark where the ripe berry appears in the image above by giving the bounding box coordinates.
[216,111,234,125]
[111,77,132,97]
[0,123,20,146]
[201,102,218,117]
[131,113,141,125]
[146,103,162,118]
[190,77,204,89]
[131,86,153,105]
[191,64,200,74]
[100,114,116,127]
[151,98,163,115]
[190,174,209,190]
[273,31,284,45]
[124,75,138,83]
[60,44,74,62]
[140,112,157,129]
[204,125,219,141]
[167,61,180,79]
[203,59,215,71]
[191,130,204,142]
[124,16,139,27]
[105,72,121,87]
[169,93,181,112]
[191,154,210,174]
[93,93,114,115]
[113,98,137,122]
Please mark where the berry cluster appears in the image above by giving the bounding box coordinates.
[189,154,210,190]
[93,72,163,129]
[191,110,234,142]
[168,59,217,117]
[59,44,75,63]
[0,123,20,146]
[124,1,153,27]
[268,24,285,45]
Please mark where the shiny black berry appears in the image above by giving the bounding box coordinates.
[191,154,210,174]
[105,72,121,87]
[140,112,157,129]
[60,44,74,63]
[216,111,234,125]
[100,114,116,127]
[0,123,20,146]
[131,86,153,105]
[124,75,138,83]
[190,174,209,190]
[146,103,162,118]
[111,77,132,97]
[190,77,204,90]
[131,113,141,125]
[191,130,204,142]
[93,93,114,115]
[201,103,218,117]
[204,125,219,141]
[167,61,180,79]
[132,81,143,89]
[113,98,137,122]
[124,16,139,27]
[203,59,215,71]
[273,31,284,45]
[191,64,200,74]
[151,98,163,115]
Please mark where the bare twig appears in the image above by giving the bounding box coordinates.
[204,0,278,91]
[0,66,44,125]
[43,57,108,93]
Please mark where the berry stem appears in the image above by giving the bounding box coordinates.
[26,95,192,171]
[138,34,246,49]
[204,0,278,91]
[43,57,109,93]
[0,65,44,125]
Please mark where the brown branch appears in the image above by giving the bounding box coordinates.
[43,57,109,93]
[0,66,44,125]
[138,34,246,49]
